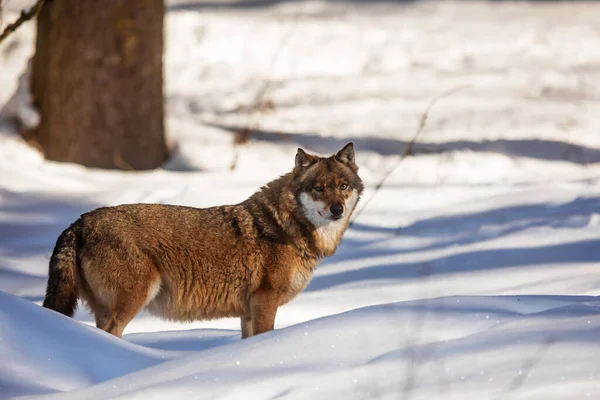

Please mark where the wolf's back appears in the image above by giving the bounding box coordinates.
[42,220,81,317]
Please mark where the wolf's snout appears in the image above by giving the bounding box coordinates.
[330,203,344,218]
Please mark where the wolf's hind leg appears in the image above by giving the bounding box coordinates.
[241,315,253,339]
[101,271,162,338]
[250,289,278,336]
[82,250,160,338]
[100,291,148,338]
[77,279,110,329]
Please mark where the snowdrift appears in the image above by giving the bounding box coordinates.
[2,291,600,399]
[0,292,167,398]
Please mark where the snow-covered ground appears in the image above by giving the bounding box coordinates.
[1,1,600,399]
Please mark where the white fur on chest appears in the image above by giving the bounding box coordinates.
[289,268,313,295]
[313,219,347,253]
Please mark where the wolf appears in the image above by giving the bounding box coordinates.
[42,143,363,338]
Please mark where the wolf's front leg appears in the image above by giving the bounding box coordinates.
[240,315,253,339]
[249,289,278,336]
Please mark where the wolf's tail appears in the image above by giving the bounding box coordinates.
[42,220,81,317]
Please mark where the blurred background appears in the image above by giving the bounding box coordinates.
[3,0,600,177]
[2,1,600,398]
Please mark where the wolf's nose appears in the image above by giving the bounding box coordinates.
[330,203,344,217]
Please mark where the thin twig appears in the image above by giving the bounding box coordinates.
[500,337,555,399]
[401,264,432,400]
[0,0,45,45]
[349,85,470,226]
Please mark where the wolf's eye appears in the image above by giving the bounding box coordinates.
[340,183,348,190]
[314,186,324,192]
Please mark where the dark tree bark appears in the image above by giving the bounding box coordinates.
[30,0,168,170]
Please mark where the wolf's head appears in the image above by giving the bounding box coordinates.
[293,143,364,228]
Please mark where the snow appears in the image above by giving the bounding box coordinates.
[1,0,600,399]
[3,292,600,399]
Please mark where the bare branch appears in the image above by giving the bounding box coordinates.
[0,0,45,45]
[500,336,555,399]
[349,85,470,226]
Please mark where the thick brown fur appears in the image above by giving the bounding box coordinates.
[42,143,364,338]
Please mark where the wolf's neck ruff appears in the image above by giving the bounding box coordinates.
[241,173,349,260]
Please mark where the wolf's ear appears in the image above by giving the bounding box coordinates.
[295,148,316,170]
[335,142,356,168]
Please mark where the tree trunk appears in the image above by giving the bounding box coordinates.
[30,0,168,170]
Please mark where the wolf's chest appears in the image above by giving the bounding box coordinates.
[283,267,313,303]
[292,268,313,290]
[313,219,347,256]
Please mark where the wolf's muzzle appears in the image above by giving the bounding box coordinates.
[330,203,344,219]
